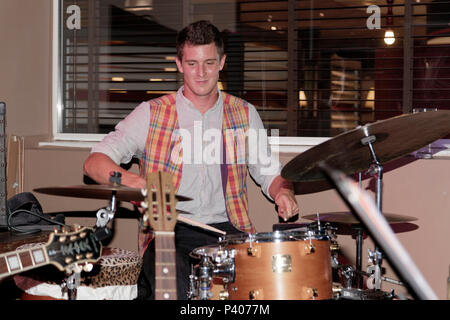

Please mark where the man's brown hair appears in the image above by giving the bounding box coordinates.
[176,20,225,61]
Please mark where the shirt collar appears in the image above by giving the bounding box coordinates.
[176,85,223,115]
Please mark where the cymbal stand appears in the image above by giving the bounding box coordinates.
[361,131,384,290]
[96,172,121,228]
[354,226,364,288]
[95,192,117,228]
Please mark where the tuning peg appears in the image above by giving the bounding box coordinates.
[141,188,147,196]
[141,201,148,209]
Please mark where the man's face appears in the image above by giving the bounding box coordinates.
[176,43,226,101]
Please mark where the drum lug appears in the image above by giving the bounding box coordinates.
[247,246,259,257]
[332,283,343,299]
[249,289,262,300]
[330,241,339,252]
[301,243,315,255]
[219,290,229,300]
[303,287,318,300]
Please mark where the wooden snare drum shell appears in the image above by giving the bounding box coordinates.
[227,239,332,300]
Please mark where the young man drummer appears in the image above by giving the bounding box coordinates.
[83,20,299,299]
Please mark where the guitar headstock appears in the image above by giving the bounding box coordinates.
[46,227,102,271]
[143,171,178,232]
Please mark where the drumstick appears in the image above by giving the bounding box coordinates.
[177,215,226,235]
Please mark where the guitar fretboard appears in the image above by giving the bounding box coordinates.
[0,246,48,279]
[154,232,177,300]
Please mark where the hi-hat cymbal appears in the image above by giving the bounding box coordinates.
[302,212,418,225]
[282,110,450,182]
[334,222,419,235]
[302,212,419,235]
[34,185,192,202]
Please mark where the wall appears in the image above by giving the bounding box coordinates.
[1,0,450,300]
[0,0,52,137]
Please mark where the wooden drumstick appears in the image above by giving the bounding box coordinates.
[177,215,226,235]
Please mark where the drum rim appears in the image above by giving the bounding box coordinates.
[189,244,224,259]
[219,230,330,244]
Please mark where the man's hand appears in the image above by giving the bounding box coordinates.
[269,175,299,221]
[275,189,299,221]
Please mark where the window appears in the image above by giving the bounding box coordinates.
[55,0,450,139]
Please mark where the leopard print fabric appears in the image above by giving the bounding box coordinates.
[13,244,142,288]
[84,247,142,287]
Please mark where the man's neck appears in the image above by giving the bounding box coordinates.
[183,90,219,114]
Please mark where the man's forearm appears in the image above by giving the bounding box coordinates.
[268,175,294,200]
[83,152,145,188]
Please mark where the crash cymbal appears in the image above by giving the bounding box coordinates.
[34,185,192,202]
[282,110,450,182]
[302,212,418,225]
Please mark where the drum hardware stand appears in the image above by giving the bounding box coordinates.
[95,171,121,229]
[62,269,80,300]
[188,255,215,300]
[353,226,364,289]
[61,263,94,300]
[360,131,385,291]
[341,265,356,289]
[336,264,401,300]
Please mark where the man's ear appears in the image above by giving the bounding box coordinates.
[219,54,227,71]
[175,57,184,73]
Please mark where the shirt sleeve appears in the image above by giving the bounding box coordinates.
[247,103,282,201]
[91,101,150,165]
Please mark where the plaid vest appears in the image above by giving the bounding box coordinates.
[138,92,254,255]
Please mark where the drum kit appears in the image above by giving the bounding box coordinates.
[33,110,450,300]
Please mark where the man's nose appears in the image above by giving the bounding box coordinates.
[197,64,206,76]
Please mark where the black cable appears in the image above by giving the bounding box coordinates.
[7,209,69,235]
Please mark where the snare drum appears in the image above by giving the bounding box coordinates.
[14,246,142,300]
[221,230,333,300]
[189,228,333,300]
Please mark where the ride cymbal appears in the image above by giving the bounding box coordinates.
[282,110,450,182]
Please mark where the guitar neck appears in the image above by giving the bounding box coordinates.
[0,245,48,279]
[154,231,177,300]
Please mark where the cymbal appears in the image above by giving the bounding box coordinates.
[302,212,418,225]
[282,110,450,182]
[292,179,334,195]
[34,185,192,202]
[331,222,418,236]
[302,212,418,235]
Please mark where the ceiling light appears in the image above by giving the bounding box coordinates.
[384,29,395,45]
